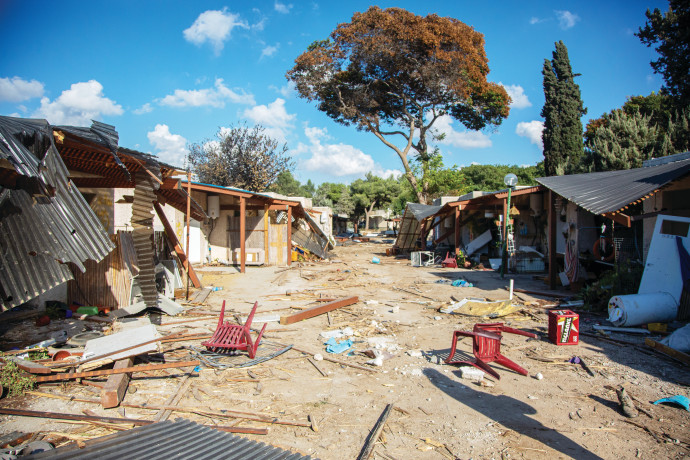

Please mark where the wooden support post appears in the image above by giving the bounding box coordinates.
[264,204,269,263]
[240,196,246,273]
[100,358,133,409]
[454,207,460,255]
[287,205,292,266]
[153,202,201,288]
[280,296,358,325]
[548,191,557,290]
[186,173,192,300]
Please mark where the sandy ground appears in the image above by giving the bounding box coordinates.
[1,240,690,459]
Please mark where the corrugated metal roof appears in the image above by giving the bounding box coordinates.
[536,156,690,215]
[0,118,114,309]
[26,419,317,460]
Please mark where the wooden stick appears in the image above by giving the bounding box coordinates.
[34,360,200,383]
[290,346,376,373]
[0,408,268,435]
[395,287,439,302]
[154,372,192,422]
[357,403,394,460]
[645,338,690,366]
[280,296,358,325]
[307,358,328,377]
[25,391,309,427]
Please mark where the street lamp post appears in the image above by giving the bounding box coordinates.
[501,173,518,279]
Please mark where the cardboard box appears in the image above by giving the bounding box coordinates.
[548,309,579,345]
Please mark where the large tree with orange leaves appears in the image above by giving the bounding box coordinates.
[287,7,510,204]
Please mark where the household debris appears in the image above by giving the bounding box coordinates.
[440,298,516,317]
[279,296,359,325]
[653,395,690,412]
[202,300,266,359]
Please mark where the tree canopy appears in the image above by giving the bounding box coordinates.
[269,171,315,197]
[541,41,587,176]
[188,124,293,191]
[637,0,690,108]
[350,173,401,229]
[287,7,510,204]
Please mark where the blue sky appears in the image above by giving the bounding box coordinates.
[0,1,669,186]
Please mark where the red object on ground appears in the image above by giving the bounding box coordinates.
[441,252,457,268]
[202,300,266,359]
[445,322,537,380]
[548,309,579,345]
[35,315,50,327]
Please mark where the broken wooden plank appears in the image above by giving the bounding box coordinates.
[307,358,328,377]
[9,358,51,374]
[100,358,134,409]
[280,296,358,325]
[512,287,571,299]
[154,372,193,422]
[34,360,200,383]
[154,202,201,288]
[357,403,394,460]
[645,338,690,366]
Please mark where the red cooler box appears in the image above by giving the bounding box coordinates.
[548,310,579,345]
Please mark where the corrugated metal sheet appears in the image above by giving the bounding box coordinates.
[131,170,159,307]
[0,118,115,309]
[26,419,317,460]
[536,156,690,215]
[394,203,442,251]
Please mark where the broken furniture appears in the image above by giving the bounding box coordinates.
[202,300,266,358]
[411,251,434,267]
[445,322,537,379]
[441,252,457,268]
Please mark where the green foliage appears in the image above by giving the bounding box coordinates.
[584,93,690,171]
[188,123,294,191]
[580,262,644,311]
[637,0,690,108]
[287,7,510,203]
[350,173,401,228]
[0,359,35,396]
[460,163,544,192]
[269,171,316,198]
[541,41,587,176]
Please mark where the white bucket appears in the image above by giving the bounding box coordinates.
[608,292,678,327]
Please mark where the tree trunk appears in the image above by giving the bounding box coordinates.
[364,201,377,230]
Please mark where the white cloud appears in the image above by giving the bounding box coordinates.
[159,78,255,108]
[500,83,531,109]
[270,81,295,98]
[261,44,279,58]
[529,17,544,25]
[274,1,293,14]
[516,120,544,151]
[133,103,153,115]
[372,168,403,179]
[242,98,295,142]
[433,115,492,149]
[297,126,384,177]
[0,76,44,102]
[33,80,123,125]
[556,10,580,30]
[147,124,188,167]
[183,9,248,55]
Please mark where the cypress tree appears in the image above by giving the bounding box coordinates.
[541,41,587,176]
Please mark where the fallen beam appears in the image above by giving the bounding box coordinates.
[357,403,394,460]
[100,358,134,409]
[34,360,200,383]
[645,338,690,366]
[0,408,268,435]
[280,296,358,325]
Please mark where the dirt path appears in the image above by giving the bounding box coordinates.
[2,241,689,459]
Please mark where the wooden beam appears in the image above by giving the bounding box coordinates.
[603,211,632,228]
[153,202,201,288]
[454,207,460,255]
[240,196,246,273]
[100,358,133,409]
[548,191,557,290]
[357,404,394,460]
[645,338,690,366]
[280,296,358,325]
[434,227,454,245]
[264,204,269,262]
[287,205,292,266]
[130,158,163,185]
[34,360,200,383]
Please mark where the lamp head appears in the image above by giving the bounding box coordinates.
[504,173,518,187]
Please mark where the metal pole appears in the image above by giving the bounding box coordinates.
[501,186,513,279]
[185,171,191,300]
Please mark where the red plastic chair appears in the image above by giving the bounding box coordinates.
[442,252,457,268]
[445,322,536,379]
[202,300,266,358]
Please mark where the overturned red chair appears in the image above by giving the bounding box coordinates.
[445,322,537,380]
[441,252,458,268]
[202,300,266,359]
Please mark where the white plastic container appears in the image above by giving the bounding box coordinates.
[608,292,677,327]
